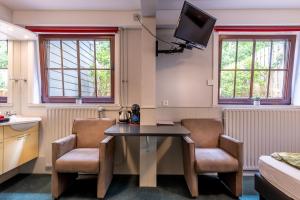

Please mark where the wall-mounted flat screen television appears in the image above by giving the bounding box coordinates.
[174,1,216,49]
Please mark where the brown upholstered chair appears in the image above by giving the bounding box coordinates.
[52,118,116,199]
[181,119,243,198]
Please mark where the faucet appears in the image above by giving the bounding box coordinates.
[5,111,16,117]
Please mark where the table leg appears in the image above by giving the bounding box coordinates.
[139,136,157,187]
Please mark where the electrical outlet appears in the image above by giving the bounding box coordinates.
[162,100,169,106]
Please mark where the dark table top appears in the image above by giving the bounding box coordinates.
[104,124,190,137]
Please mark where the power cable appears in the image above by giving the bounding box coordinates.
[136,15,176,49]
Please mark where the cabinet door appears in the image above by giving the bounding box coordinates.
[0,126,3,142]
[3,132,38,173]
[0,142,3,175]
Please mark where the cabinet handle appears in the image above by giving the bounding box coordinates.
[17,134,30,140]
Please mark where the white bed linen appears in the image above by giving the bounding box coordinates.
[259,155,300,200]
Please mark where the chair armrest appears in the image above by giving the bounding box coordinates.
[183,136,195,145]
[52,134,76,166]
[181,136,198,197]
[182,136,195,162]
[220,135,243,165]
[98,136,115,195]
[182,136,195,168]
[99,136,115,168]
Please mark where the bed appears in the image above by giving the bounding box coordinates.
[255,155,300,200]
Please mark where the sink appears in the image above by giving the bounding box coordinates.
[10,122,38,132]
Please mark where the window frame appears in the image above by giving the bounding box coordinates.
[218,34,296,105]
[39,34,115,104]
[0,40,8,103]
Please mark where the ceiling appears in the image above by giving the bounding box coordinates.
[0,0,141,11]
[158,0,300,10]
[1,0,300,11]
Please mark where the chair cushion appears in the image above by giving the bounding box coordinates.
[72,118,116,148]
[55,148,99,173]
[182,119,223,148]
[195,148,239,173]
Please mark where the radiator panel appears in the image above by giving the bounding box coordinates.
[224,108,300,170]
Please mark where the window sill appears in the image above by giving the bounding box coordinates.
[27,103,121,111]
[0,103,13,107]
[217,104,300,109]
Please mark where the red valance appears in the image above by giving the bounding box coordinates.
[26,26,118,34]
[214,26,300,32]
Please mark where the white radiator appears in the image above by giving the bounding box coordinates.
[46,107,98,141]
[46,107,98,165]
[224,108,300,170]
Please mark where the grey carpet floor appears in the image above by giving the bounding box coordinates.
[0,174,258,200]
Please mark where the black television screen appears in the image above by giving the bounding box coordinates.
[174,1,216,49]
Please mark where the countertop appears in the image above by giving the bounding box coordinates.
[0,116,42,126]
[104,124,190,137]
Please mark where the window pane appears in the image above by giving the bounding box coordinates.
[235,71,251,98]
[0,40,8,69]
[81,70,96,97]
[64,70,78,96]
[48,70,63,96]
[42,37,113,102]
[79,41,95,69]
[272,40,287,69]
[269,71,285,98]
[253,71,269,98]
[220,71,235,98]
[237,40,253,69]
[97,70,111,97]
[221,40,236,69]
[96,40,111,69]
[0,41,8,99]
[0,69,8,97]
[62,41,77,68]
[48,40,61,68]
[255,41,271,69]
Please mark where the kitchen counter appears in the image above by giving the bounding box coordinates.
[0,116,42,126]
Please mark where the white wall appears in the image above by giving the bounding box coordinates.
[0,3,12,22]
[157,9,300,26]
[16,29,144,174]
[13,10,139,28]
[2,9,300,174]
[155,9,300,122]
[156,29,214,108]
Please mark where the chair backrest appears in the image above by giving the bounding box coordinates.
[181,119,223,148]
[72,118,116,148]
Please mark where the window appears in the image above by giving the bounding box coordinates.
[218,35,296,105]
[39,35,114,103]
[0,40,8,103]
